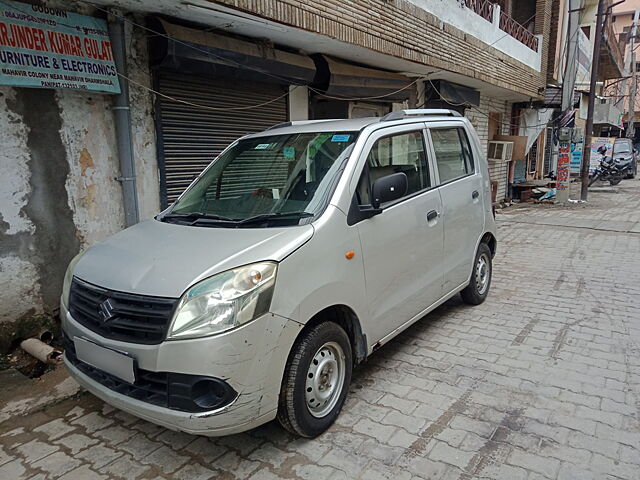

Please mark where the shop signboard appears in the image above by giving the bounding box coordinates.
[570,140,583,174]
[589,137,615,173]
[0,1,120,93]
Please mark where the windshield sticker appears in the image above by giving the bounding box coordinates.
[283,146,296,159]
[254,143,272,150]
[331,134,351,142]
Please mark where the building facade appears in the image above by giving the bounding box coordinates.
[533,0,625,180]
[0,0,552,348]
[609,0,640,142]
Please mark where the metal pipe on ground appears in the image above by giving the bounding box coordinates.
[20,338,63,365]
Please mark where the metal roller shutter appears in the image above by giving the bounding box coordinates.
[156,72,288,206]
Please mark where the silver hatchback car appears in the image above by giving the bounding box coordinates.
[61,109,497,438]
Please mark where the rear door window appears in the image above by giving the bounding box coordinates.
[430,127,474,183]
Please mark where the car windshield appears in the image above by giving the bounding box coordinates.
[614,142,631,154]
[164,131,358,226]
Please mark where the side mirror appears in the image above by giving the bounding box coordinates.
[371,172,408,209]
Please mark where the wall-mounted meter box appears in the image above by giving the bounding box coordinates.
[558,127,573,142]
[572,129,584,143]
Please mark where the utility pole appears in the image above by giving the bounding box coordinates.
[581,0,607,201]
[561,0,581,112]
[557,0,582,205]
[627,10,639,139]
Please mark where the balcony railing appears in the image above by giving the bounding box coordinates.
[464,0,539,52]
[464,0,493,23]
[498,9,539,51]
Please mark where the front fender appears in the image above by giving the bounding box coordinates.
[269,207,369,338]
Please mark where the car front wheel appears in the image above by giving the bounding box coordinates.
[277,322,352,438]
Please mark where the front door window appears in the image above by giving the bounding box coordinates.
[356,130,431,207]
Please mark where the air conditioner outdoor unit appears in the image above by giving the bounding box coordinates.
[488,141,514,162]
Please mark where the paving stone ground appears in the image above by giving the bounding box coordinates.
[2,181,640,480]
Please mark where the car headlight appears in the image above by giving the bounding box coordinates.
[167,262,277,340]
[61,252,84,309]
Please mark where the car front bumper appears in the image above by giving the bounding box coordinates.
[61,302,302,436]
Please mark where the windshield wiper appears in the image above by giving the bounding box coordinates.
[160,212,236,224]
[160,211,313,227]
[236,211,314,225]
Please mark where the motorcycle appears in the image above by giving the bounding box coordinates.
[588,145,632,187]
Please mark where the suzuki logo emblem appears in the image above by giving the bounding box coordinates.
[98,299,116,322]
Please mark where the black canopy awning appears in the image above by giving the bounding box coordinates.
[426,80,480,108]
[312,55,415,102]
[150,19,316,86]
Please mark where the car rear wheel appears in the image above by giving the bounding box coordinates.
[277,322,352,438]
[460,243,492,305]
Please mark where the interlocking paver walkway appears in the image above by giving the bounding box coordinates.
[2,181,640,479]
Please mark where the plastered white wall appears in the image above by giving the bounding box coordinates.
[127,20,161,220]
[0,87,33,235]
[0,6,159,326]
[0,87,42,322]
[408,0,542,71]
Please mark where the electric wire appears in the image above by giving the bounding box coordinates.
[0,0,430,110]
[0,0,305,110]
[82,0,432,104]
[425,78,568,130]
[0,0,591,121]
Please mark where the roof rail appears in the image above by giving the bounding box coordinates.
[266,119,340,131]
[380,109,462,122]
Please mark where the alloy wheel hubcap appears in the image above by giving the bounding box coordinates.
[476,254,490,295]
[305,341,346,418]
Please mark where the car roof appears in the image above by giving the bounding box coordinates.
[250,117,379,137]
[243,110,465,139]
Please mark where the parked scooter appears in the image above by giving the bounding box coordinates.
[589,145,632,186]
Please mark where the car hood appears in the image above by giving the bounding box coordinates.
[73,219,314,298]
[613,154,633,162]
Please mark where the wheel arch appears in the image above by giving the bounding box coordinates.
[480,231,497,258]
[294,305,367,365]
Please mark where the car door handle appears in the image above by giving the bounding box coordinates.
[472,190,480,199]
[426,210,439,222]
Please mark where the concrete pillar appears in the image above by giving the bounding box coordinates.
[288,86,309,121]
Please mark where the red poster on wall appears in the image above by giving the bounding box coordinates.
[556,145,571,191]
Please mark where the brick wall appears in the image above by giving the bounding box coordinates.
[546,0,561,84]
[465,94,512,158]
[535,0,554,89]
[208,0,550,99]
[465,94,512,201]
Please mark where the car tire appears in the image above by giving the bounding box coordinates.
[460,243,492,306]
[277,322,352,438]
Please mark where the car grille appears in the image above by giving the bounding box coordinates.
[68,278,178,344]
[62,333,237,413]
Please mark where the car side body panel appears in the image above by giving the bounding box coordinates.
[270,205,369,338]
